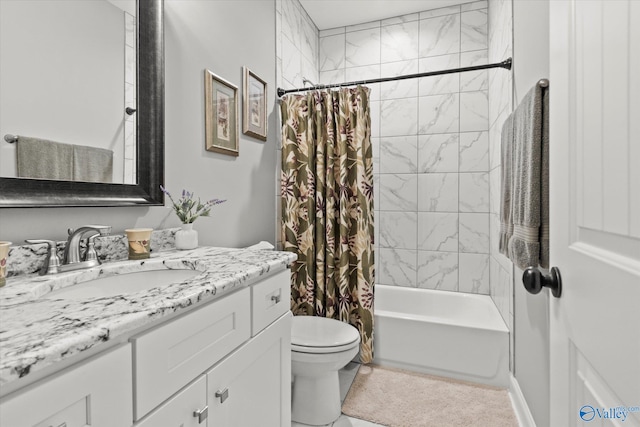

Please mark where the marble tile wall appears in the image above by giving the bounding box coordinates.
[275,0,320,249]
[487,0,514,368]
[318,0,491,295]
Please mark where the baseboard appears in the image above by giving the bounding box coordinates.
[509,374,537,427]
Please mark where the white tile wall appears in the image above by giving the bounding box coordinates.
[459,131,489,172]
[459,253,490,293]
[380,211,417,249]
[418,212,459,251]
[346,28,381,67]
[320,34,346,71]
[418,173,459,212]
[459,213,490,253]
[380,136,418,174]
[461,9,488,52]
[378,248,418,287]
[419,54,460,96]
[380,98,418,136]
[381,22,419,62]
[290,0,495,297]
[417,250,459,291]
[460,50,489,91]
[418,133,459,173]
[419,14,461,57]
[379,174,418,211]
[459,172,490,212]
[380,60,419,99]
[418,93,460,134]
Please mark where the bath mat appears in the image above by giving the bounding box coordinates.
[342,364,518,427]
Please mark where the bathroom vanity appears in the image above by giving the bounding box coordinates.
[0,246,296,427]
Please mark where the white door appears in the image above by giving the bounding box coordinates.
[549,1,640,426]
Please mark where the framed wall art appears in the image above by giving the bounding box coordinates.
[204,69,239,156]
[242,66,267,141]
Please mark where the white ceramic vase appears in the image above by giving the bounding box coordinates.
[175,223,198,250]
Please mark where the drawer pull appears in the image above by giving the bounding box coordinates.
[215,388,229,403]
[271,294,281,304]
[193,406,208,423]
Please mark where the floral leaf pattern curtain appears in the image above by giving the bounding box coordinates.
[280,86,375,363]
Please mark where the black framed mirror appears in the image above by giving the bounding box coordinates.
[0,0,164,208]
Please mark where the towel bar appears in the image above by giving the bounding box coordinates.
[4,134,18,144]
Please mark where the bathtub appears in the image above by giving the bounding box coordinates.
[373,285,509,387]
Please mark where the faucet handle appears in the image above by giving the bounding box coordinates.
[25,239,61,275]
[84,234,101,263]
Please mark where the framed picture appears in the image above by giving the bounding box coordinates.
[205,69,239,156]
[242,67,267,141]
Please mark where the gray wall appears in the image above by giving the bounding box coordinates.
[0,0,278,249]
[512,1,550,426]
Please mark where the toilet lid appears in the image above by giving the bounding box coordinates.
[291,316,360,354]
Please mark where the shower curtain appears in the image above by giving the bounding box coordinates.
[280,86,375,363]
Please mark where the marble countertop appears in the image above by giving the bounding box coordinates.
[0,247,296,389]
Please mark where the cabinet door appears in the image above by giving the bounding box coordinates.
[135,376,207,427]
[133,287,250,419]
[207,312,291,427]
[0,344,133,427]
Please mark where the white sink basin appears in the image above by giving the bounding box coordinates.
[43,269,202,301]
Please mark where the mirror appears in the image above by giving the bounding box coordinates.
[0,0,164,207]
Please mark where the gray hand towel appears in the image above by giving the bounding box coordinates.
[507,83,549,269]
[16,136,74,181]
[73,145,114,183]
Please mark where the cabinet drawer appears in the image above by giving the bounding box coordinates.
[135,376,207,427]
[251,270,291,335]
[0,344,132,427]
[133,287,250,420]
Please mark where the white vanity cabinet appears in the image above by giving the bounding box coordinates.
[0,268,292,427]
[133,269,292,427]
[0,344,133,427]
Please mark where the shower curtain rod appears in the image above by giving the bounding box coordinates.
[277,57,512,97]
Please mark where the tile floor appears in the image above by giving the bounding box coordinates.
[292,362,386,427]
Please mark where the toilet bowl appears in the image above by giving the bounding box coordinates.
[291,316,360,426]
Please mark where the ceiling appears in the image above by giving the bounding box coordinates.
[299,0,469,30]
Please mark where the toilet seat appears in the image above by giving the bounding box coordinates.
[291,316,360,354]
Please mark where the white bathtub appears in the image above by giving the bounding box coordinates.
[373,285,509,387]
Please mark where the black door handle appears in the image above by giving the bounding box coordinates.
[522,266,562,298]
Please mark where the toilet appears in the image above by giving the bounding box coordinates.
[291,315,361,426]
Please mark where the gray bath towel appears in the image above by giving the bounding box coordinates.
[506,83,549,269]
[499,114,514,257]
[16,136,74,181]
[73,145,114,183]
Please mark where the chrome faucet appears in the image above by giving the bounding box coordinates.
[27,225,112,275]
[61,225,111,271]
